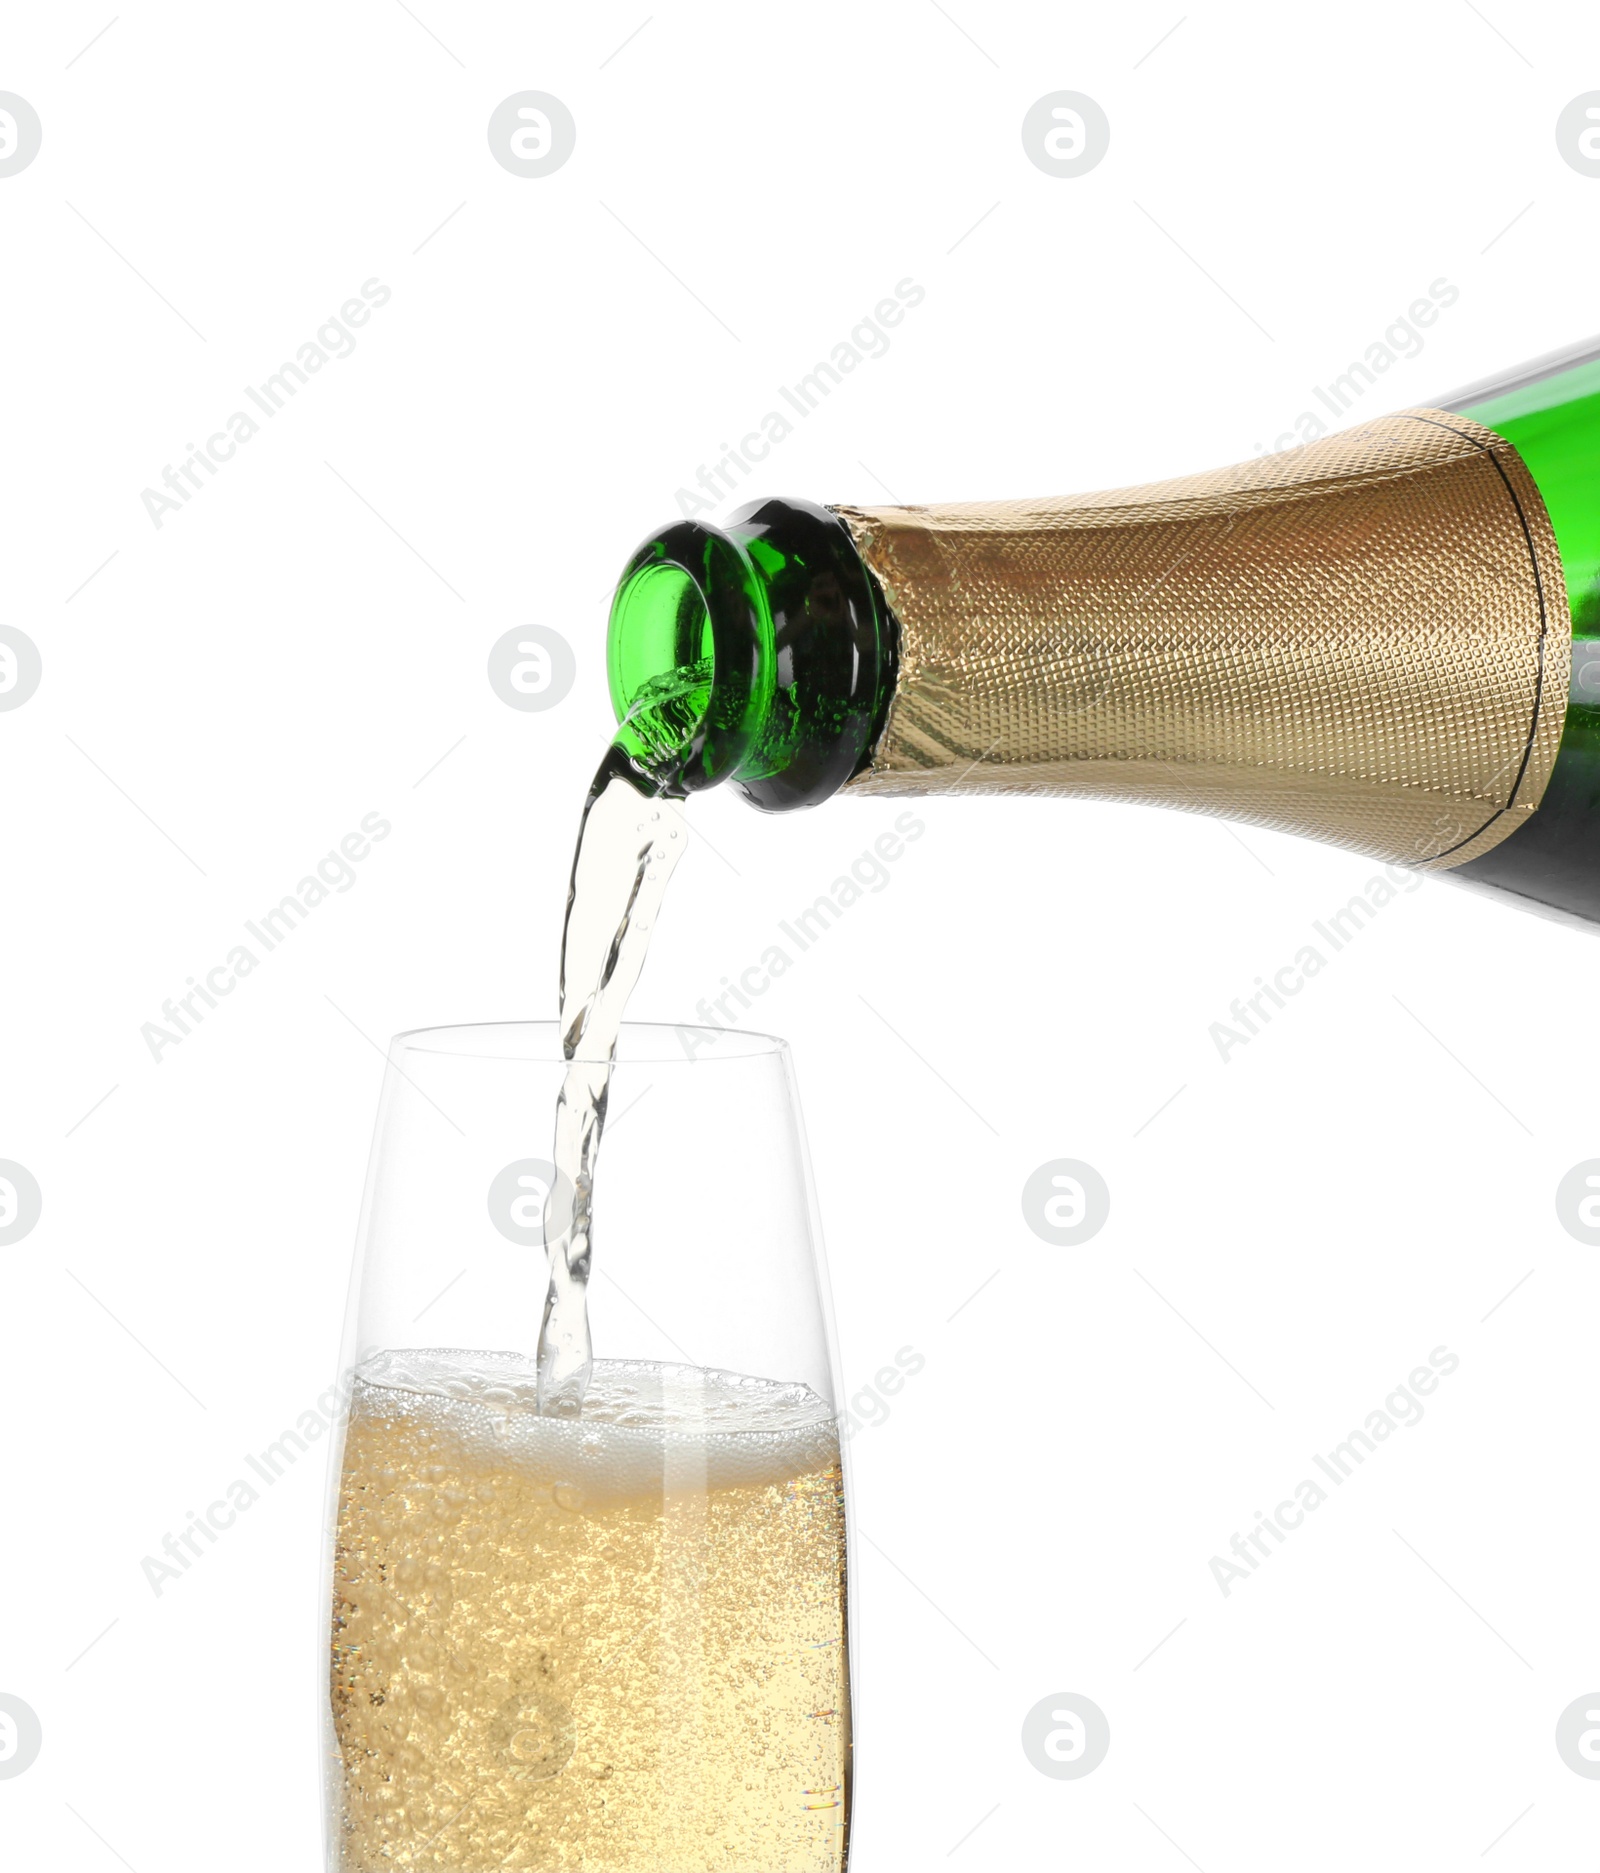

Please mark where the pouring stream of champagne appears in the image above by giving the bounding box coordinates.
[536,741,689,1416]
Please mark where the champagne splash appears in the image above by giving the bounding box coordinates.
[537,743,688,1416]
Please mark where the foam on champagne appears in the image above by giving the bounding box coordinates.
[353,1348,842,1504]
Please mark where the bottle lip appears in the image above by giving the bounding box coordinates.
[726,496,893,812]
[607,518,772,794]
[607,497,893,809]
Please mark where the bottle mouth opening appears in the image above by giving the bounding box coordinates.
[608,561,713,766]
[606,521,770,793]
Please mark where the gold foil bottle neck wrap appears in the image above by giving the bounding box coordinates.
[836,410,1568,870]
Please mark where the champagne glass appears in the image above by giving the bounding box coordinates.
[323,1020,853,1872]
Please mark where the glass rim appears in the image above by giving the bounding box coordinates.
[390,1019,790,1064]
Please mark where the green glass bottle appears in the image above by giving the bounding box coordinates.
[607,337,1600,926]
[1442,342,1600,919]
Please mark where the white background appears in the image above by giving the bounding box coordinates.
[3,2,1600,1867]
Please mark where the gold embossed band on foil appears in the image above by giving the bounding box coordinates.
[837,410,1568,869]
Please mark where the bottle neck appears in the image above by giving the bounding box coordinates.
[1443,336,1600,631]
[1437,339,1600,920]
[606,496,895,811]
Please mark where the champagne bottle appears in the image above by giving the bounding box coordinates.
[607,336,1600,926]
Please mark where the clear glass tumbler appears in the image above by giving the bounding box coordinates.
[323,1021,853,1872]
